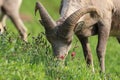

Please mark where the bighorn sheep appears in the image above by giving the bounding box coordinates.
[35,0,120,72]
[0,0,27,41]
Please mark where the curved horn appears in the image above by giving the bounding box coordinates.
[59,6,101,39]
[35,2,56,31]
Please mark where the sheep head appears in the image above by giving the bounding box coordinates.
[35,2,99,59]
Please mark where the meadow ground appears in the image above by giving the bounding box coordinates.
[0,0,120,80]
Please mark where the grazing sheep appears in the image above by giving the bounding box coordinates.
[0,0,27,41]
[35,0,120,72]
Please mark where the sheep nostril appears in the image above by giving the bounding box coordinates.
[0,29,1,32]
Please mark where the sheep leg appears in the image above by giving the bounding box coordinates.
[2,14,7,29]
[2,0,27,41]
[97,18,111,73]
[8,13,27,41]
[0,13,7,33]
[0,14,7,30]
[77,36,94,72]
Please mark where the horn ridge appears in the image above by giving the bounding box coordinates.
[59,6,100,39]
[64,6,100,26]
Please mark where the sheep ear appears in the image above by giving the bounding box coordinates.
[74,21,85,32]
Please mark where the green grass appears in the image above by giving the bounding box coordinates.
[0,0,120,80]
